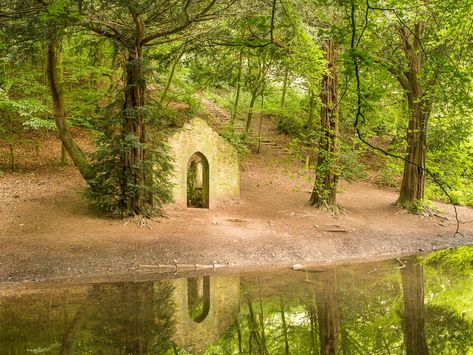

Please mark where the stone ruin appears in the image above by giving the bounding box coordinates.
[167,118,240,209]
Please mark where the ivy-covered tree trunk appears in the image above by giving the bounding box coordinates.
[309,38,339,207]
[400,257,429,355]
[397,93,430,208]
[306,87,316,131]
[120,15,151,215]
[395,24,432,209]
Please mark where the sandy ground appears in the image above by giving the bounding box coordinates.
[1,129,472,284]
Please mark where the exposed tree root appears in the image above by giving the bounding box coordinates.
[395,200,440,216]
[311,201,348,216]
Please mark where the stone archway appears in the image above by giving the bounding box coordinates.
[187,152,209,208]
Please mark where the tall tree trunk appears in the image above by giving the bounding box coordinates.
[400,257,429,355]
[47,39,92,180]
[245,93,257,133]
[315,269,340,355]
[396,24,431,209]
[8,142,15,171]
[280,67,289,109]
[309,38,339,207]
[232,49,243,124]
[160,50,183,104]
[307,87,316,131]
[120,15,150,215]
[397,97,429,208]
[57,42,68,165]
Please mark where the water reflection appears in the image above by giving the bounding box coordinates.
[0,256,472,354]
[174,275,240,354]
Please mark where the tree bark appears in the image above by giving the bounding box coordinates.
[396,24,431,209]
[307,87,316,131]
[120,14,151,215]
[160,50,183,104]
[245,93,257,133]
[47,39,92,180]
[280,67,289,109]
[232,49,243,124]
[397,95,429,207]
[309,38,339,207]
[315,269,340,355]
[400,257,429,355]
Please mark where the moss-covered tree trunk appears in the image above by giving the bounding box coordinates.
[120,15,151,215]
[47,38,92,180]
[397,94,429,208]
[309,38,339,207]
[396,24,432,210]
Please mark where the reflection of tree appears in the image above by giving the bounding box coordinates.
[315,269,340,355]
[75,281,175,354]
[59,289,94,355]
[247,294,270,355]
[426,305,473,354]
[307,296,320,354]
[280,298,290,355]
[5,261,473,354]
[401,257,429,355]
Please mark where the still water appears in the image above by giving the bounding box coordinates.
[1,254,472,354]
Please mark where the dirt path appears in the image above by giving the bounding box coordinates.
[1,142,472,283]
[1,108,473,283]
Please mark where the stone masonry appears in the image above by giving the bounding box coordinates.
[167,118,240,208]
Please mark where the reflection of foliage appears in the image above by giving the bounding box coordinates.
[424,246,473,272]
[426,305,473,354]
[73,281,176,354]
[3,259,473,354]
[338,269,404,355]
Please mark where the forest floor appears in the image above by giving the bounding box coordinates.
[1,110,473,284]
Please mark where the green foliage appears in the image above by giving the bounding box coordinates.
[424,247,473,272]
[276,112,305,136]
[339,141,368,181]
[1,0,473,215]
[85,103,173,217]
[221,124,254,158]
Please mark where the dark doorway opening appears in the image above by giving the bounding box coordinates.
[187,152,209,208]
[187,276,210,323]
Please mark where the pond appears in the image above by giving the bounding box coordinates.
[1,252,472,354]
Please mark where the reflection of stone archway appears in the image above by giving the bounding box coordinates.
[187,276,210,322]
[187,152,209,208]
[172,275,240,354]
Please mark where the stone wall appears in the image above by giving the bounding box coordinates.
[167,118,240,208]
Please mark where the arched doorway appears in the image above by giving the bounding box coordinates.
[187,276,210,323]
[187,152,209,208]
